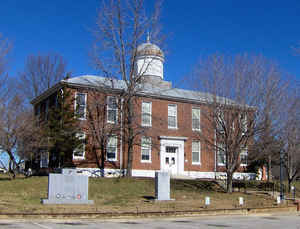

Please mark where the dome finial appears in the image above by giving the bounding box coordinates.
[146,31,150,43]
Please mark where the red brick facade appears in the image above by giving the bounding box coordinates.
[32,78,256,179]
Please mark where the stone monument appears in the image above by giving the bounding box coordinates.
[42,168,94,204]
[155,171,171,201]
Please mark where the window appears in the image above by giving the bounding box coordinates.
[142,102,152,126]
[107,136,117,161]
[107,96,118,123]
[45,99,49,120]
[217,144,226,166]
[168,104,177,129]
[240,148,248,166]
[40,151,49,168]
[216,110,225,133]
[75,93,87,119]
[166,146,177,153]
[36,104,40,119]
[192,141,201,164]
[73,132,86,160]
[192,108,201,131]
[240,114,247,135]
[141,137,151,162]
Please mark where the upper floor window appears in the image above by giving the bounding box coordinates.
[75,93,87,119]
[107,96,118,124]
[168,104,177,129]
[217,143,226,166]
[45,99,49,120]
[192,108,201,131]
[192,141,201,165]
[141,136,151,162]
[73,132,86,160]
[240,113,247,135]
[36,104,40,119]
[240,148,248,166]
[142,102,152,127]
[107,136,118,161]
[216,109,225,133]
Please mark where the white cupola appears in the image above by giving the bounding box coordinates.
[135,35,164,80]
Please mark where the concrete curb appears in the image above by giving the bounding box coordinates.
[0,206,297,219]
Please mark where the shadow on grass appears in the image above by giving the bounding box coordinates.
[0,177,11,181]
[142,195,155,201]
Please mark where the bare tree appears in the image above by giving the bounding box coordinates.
[0,34,11,103]
[276,92,300,192]
[0,94,41,178]
[0,34,10,77]
[92,0,164,176]
[190,54,288,192]
[18,53,67,102]
[84,89,120,176]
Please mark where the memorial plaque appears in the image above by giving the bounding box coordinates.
[155,172,171,201]
[42,169,94,204]
[205,196,210,206]
[239,197,244,206]
[277,196,281,204]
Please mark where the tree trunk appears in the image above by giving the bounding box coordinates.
[126,141,133,177]
[125,98,134,177]
[267,155,272,181]
[226,172,233,193]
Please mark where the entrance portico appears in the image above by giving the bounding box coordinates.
[159,136,187,177]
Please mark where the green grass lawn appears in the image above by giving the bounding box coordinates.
[0,175,295,213]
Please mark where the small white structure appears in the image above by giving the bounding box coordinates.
[155,171,171,201]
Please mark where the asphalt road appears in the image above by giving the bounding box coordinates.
[1,213,300,229]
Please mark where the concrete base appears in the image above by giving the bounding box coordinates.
[42,199,94,205]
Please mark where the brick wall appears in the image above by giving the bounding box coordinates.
[34,85,250,175]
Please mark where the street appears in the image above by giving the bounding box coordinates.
[1,213,300,229]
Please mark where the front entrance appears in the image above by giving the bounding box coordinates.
[160,137,186,176]
[164,146,178,175]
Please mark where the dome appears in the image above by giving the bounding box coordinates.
[136,42,164,58]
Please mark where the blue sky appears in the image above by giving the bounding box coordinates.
[1,0,300,86]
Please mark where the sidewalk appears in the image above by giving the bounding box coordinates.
[0,205,297,220]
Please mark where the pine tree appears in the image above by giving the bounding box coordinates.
[45,87,83,168]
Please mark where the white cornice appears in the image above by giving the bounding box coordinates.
[159,136,188,141]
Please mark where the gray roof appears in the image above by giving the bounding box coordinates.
[62,75,238,106]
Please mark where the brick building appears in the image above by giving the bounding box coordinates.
[31,40,255,179]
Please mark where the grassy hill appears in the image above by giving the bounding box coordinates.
[0,175,295,214]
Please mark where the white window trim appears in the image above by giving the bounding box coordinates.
[192,108,201,131]
[107,96,118,124]
[141,101,152,127]
[240,148,248,167]
[168,104,178,129]
[106,135,118,161]
[73,132,86,160]
[74,92,87,120]
[141,136,152,163]
[192,141,201,165]
[217,144,226,166]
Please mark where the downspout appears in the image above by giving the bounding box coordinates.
[214,129,217,179]
[119,98,123,176]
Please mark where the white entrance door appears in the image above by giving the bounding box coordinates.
[164,146,178,175]
[160,138,185,176]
